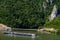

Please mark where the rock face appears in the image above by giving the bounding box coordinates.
[0,24,11,31]
[49,5,58,21]
[38,28,58,34]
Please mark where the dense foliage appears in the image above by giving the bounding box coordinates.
[0,0,60,28]
[0,0,45,28]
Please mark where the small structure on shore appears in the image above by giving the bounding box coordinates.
[0,24,11,31]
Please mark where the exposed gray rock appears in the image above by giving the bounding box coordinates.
[50,0,53,5]
[46,0,49,3]
[43,2,47,11]
[49,5,58,21]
